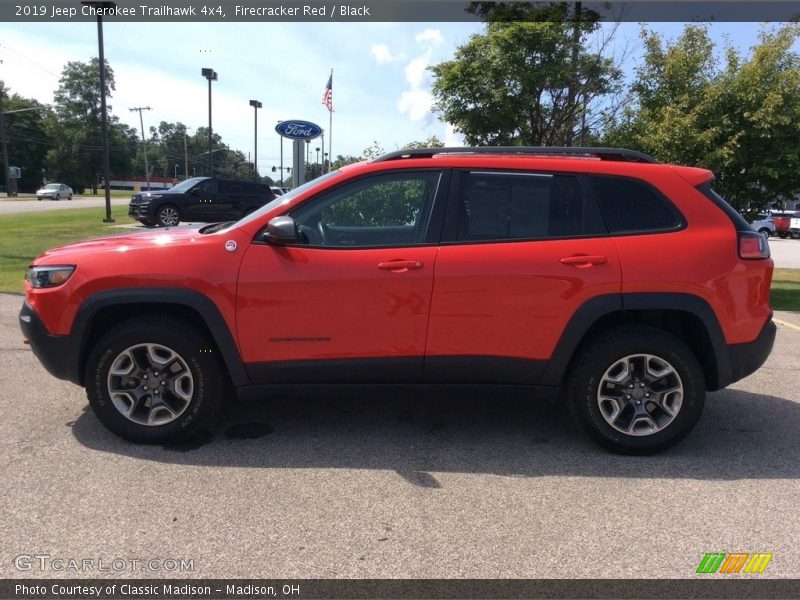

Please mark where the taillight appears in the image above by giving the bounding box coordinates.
[739,231,770,260]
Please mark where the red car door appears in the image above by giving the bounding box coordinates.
[236,170,444,383]
[425,169,622,383]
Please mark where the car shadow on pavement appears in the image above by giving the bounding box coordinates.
[69,386,800,483]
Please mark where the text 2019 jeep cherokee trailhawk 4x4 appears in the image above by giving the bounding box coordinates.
[19,147,776,454]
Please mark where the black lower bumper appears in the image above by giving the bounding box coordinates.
[19,302,82,385]
[717,317,776,389]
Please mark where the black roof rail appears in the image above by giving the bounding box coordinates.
[372,146,659,164]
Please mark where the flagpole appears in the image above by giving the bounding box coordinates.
[328,68,333,173]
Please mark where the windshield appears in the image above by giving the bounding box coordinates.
[229,170,342,230]
[161,177,208,194]
[43,184,59,189]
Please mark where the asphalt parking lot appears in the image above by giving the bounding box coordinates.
[1,293,799,580]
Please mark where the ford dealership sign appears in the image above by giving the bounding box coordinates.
[275,120,322,141]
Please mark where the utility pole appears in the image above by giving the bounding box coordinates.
[0,81,12,197]
[183,126,191,180]
[129,106,152,190]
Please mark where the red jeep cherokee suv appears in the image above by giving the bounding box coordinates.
[19,147,775,454]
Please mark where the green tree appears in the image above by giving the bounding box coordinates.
[606,25,800,213]
[0,83,53,192]
[430,20,622,146]
[47,59,135,192]
[402,135,445,149]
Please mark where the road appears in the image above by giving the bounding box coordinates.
[1,292,799,580]
[0,196,130,215]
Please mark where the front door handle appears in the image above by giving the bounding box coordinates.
[559,255,608,268]
[377,260,424,272]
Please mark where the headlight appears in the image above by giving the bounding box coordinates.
[26,265,75,288]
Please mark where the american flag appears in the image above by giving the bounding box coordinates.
[322,73,333,112]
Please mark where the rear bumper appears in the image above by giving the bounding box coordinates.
[19,301,82,385]
[717,317,776,389]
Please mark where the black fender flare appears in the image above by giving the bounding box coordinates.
[542,293,729,389]
[75,288,249,387]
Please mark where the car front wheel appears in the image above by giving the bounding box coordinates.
[566,326,705,455]
[85,317,226,443]
[156,204,181,227]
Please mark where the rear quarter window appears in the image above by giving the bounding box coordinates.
[588,175,684,234]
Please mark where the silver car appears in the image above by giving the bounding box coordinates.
[750,213,776,237]
[36,183,73,201]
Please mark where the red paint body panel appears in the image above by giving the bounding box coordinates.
[426,238,621,360]
[236,244,438,362]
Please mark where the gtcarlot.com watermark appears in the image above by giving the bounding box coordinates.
[13,554,195,573]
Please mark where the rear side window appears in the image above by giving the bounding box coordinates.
[449,171,606,242]
[589,175,683,234]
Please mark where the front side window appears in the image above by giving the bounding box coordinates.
[291,171,441,247]
[193,179,216,194]
[449,171,605,242]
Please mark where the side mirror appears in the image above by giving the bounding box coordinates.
[265,216,298,245]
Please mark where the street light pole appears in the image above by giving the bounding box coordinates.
[249,100,261,177]
[277,121,283,185]
[201,68,217,176]
[82,1,116,222]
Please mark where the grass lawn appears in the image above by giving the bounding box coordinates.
[771,268,800,311]
[1,207,800,313]
[0,205,132,292]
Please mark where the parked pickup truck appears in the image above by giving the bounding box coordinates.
[772,212,800,239]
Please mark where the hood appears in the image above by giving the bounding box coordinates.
[36,227,204,262]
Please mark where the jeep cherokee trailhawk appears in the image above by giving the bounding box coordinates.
[20,147,776,453]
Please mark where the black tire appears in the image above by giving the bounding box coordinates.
[68,194,73,201]
[54,194,60,201]
[156,204,181,227]
[758,228,771,238]
[791,232,800,240]
[85,317,226,443]
[566,326,705,455]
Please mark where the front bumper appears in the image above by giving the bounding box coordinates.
[128,203,152,219]
[19,301,82,385]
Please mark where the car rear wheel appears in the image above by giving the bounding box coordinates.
[566,326,705,455]
[68,194,73,201]
[85,317,226,443]
[156,204,181,227]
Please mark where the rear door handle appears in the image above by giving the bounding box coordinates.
[377,260,424,272]
[560,255,608,268]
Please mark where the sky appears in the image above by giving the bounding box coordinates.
[0,20,787,175]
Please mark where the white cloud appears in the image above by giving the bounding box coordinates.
[398,90,434,124]
[444,124,463,147]
[396,28,447,124]
[416,29,443,48]
[403,56,431,89]
[369,43,405,65]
